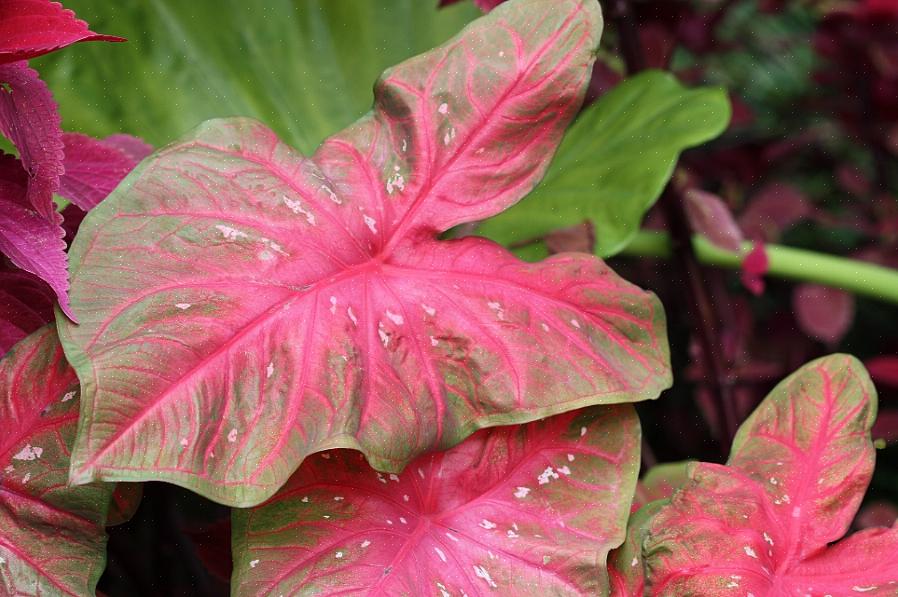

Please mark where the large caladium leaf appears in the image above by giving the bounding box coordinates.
[0,0,123,65]
[232,405,640,596]
[0,325,113,595]
[60,0,670,507]
[478,70,731,257]
[642,355,898,595]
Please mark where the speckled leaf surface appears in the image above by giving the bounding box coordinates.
[478,70,731,257]
[59,0,671,507]
[0,326,113,596]
[643,355,898,595]
[232,405,640,596]
[631,460,691,511]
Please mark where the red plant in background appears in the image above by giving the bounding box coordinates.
[0,0,149,354]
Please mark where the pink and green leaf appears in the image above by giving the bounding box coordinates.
[232,405,640,596]
[0,0,123,65]
[0,326,113,596]
[631,460,692,512]
[59,0,671,506]
[642,355,898,595]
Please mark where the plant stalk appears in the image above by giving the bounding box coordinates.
[621,231,898,304]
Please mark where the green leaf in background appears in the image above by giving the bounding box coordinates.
[477,70,731,257]
[33,0,480,154]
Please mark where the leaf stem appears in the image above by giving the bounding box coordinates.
[620,230,898,304]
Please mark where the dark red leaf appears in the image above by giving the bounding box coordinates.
[0,0,123,65]
[683,189,744,252]
[738,182,813,243]
[59,132,150,210]
[793,283,855,346]
[867,356,898,388]
[0,61,64,220]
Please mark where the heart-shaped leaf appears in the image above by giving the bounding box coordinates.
[60,0,670,506]
[0,326,113,596]
[477,70,731,257]
[232,405,640,596]
[642,355,898,595]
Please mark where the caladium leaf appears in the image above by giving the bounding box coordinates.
[0,0,123,65]
[60,0,670,507]
[0,325,113,596]
[59,132,152,210]
[608,501,664,597]
[232,405,640,596]
[642,355,898,595]
[477,70,731,257]
[631,460,691,511]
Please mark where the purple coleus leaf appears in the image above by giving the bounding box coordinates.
[0,61,64,220]
[58,132,151,210]
[0,0,123,65]
[59,0,671,507]
[232,405,640,596]
[0,325,115,596]
[0,265,56,356]
[640,355,898,595]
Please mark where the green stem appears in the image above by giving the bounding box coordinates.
[620,230,898,304]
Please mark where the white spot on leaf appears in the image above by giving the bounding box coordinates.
[266,362,274,379]
[434,547,448,562]
[283,197,316,225]
[438,102,449,115]
[215,225,247,241]
[479,519,497,530]
[227,428,238,443]
[61,391,76,402]
[514,486,530,499]
[250,559,259,568]
[13,445,42,461]
[347,307,358,326]
[386,310,404,325]
[473,565,498,588]
[363,215,378,234]
[175,303,191,310]
[743,546,758,559]
[422,304,436,317]
[361,540,371,548]
[538,467,559,485]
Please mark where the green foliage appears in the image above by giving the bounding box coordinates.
[477,70,731,257]
[33,0,480,154]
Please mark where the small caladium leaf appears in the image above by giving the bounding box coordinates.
[642,355,898,595]
[478,70,731,257]
[59,132,152,210]
[631,460,692,511]
[0,325,114,596]
[60,0,670,506]
[232,406,640,596]
[0,61,64,220]
[0,0,123,65]
[608,501,664,597]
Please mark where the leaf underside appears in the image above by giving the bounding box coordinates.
[0,326,112,596]
[232,405,640,596]
[60,0,670,507]
[644,355,898,595]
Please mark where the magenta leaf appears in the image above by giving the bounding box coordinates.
[232,405,640,596]
[0,267,56,356]
[60,0,671,506]
[642,355,898,594]
[793,283,855,346]
[0,0,123,65]
[0,326,114,595]
[59,132,151,210]
[683,189,743,252]
[0,62,64,220]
